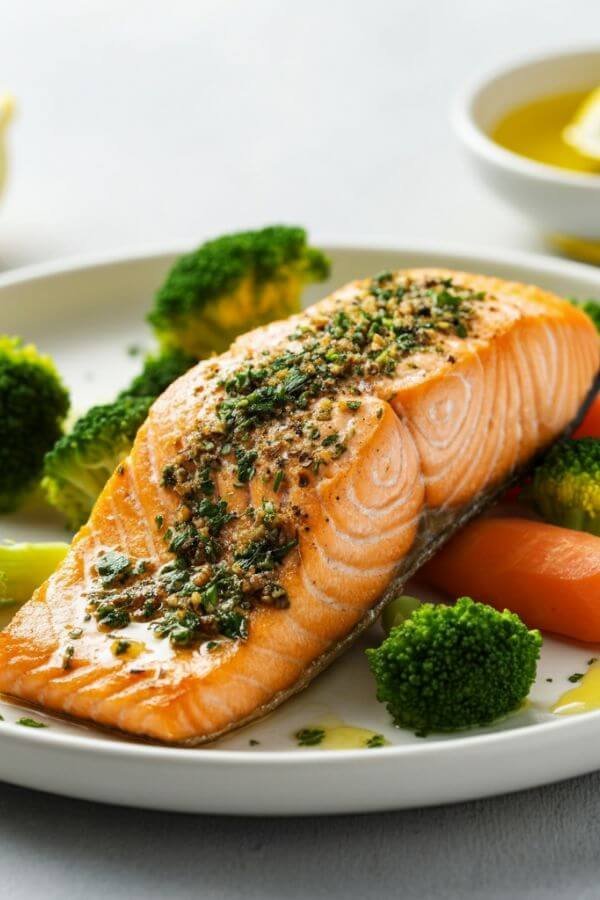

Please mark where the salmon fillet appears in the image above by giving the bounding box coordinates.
[1,269,598,744]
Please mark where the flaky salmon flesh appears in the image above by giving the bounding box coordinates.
[1,269,598,744]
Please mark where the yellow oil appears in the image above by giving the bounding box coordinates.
[492,91,600,175]
[549,233,600,265]
[296,719,389,750]
[319,724,388,750]
[110,638,145,660]
[552,666,600,716]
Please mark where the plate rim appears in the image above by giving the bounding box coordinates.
[1,237,600,769]
[2,234,600,288]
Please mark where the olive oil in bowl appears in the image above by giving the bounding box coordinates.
[492,91,600,176]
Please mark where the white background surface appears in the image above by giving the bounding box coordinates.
[2,1,600,897]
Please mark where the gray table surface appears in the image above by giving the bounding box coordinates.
[2,1,600,897]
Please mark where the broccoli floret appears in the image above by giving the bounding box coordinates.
[0,541,69,607]
[0,336,69,512]
[367,597,541,734]
[148,225,330,357]
[120,347,197,400]
[43,349,198,530]
[43,396,153,530]
[531,438,600,535]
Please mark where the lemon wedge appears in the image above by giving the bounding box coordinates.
[563,86,600,162]
[0,93,14,127]
[0,93,14,200]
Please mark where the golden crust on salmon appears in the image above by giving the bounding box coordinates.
[1,269,598,744]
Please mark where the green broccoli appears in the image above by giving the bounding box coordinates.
[42,348,197,530]
[120,346,197,400]
[367,597,541,735]
[0,336,69,512]
[43,396,153,530]
[531,438,600,535]
[148,225,330,357]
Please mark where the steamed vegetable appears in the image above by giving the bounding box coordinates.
[0,541,69,606]
[531,438,600,535]
[367,597,541,735]
[421,517,600,642]
[148,225,330,357]
[43,348,196,530]
[43,396,153,530]
[0,336,69,512]
[120,347,196,400]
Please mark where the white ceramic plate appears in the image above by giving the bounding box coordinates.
[0,241,599,816]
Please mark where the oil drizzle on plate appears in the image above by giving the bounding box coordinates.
[552,666,600,716]
[295,718,388,750]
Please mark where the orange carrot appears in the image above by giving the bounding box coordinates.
[420,517,600,642]
[573,394,600,439]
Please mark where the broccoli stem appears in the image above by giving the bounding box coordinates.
[381,595,421,634]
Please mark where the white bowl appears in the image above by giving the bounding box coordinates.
[453,48,600,258]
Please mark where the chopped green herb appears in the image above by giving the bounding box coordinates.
[568,673,584,683]
[95,602,131,630]
[62,644,74,670]
[235,447,258,484]
[195,497,234,536]
[273,468,284,492]
[162,465,177,488]
[96,551,131,586]
[365,733,385,748]
[17,717,47,728]
[295,727,325,747]
[374,270,393,284]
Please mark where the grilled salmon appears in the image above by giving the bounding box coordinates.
[1,269,598,743]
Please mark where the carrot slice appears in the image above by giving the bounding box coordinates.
[573,395,600,439]
[420,517,600,642]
